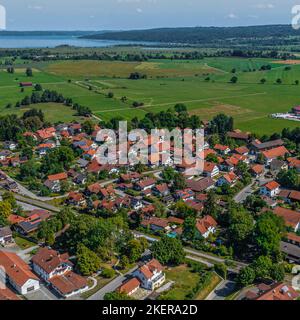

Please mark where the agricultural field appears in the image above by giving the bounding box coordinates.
[0,56,299,135]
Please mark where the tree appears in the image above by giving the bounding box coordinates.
[2,192,17,209]
[104,291,133,300]
[182,216,197,241]
[125,239,144,263]
[203,191,218,218]
[161,166,176,183]
[172,172,187,191]
[214,263,227,280]
[174,103,187,113]
[277,169,299,189]
[26,67,33,77]
[0,201,12,219]
[228,207,254,246]
[270,264,285,282]
[35,84,43,91]
[236,266,255,287]
[276,78,282,84]
[260,78,266,84]
[107,92,114,98]
[151,236,185,266]
[295,80,299,85]
[76,244,101,276]
[82,120,94,135]
[254,211,285,257]
[230,76,238,84]
[244,195,266,215]
[120,255,130,269]
[252,255,273,280]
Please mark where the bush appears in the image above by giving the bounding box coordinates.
[102,268,115,279]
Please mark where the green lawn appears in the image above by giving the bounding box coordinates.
[14,236,36,250]
[0,57,299,135]
[160,264,201,300]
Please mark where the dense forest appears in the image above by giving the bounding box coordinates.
[83,24,300,46]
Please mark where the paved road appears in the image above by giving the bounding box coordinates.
[88,266,138,300]
[234,173,274,203]
[13,194,60,213]
[206,279,237,300]
[134,231,247,272]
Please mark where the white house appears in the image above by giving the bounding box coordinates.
[196,215,218,239]
[134,259,165,291]
[260,181,280,198]
[203,162,220,178]
[31,247,88,298]
[0,251,40,295]
[0,226,13,246]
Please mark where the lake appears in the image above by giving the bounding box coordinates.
[0,35,152,48]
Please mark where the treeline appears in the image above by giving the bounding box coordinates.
[12,89,92,117]
[83,24,300,45]
[104,104,202,132]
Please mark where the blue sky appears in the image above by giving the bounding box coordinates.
[1,0,298,30]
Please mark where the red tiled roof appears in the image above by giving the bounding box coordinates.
[49,271,87,295]
[0,287,20,300]
[234,146,249,155]
[32,247,70,274]
[139,259,163,280]
[214,144,229,152]
[203,162,217,173]
[262,146,289,159]
[118,277,140,295]
[47,172,68,181]
[255,283,299,301]
[273,206,300,229]
[251,164,264,175]
[287,232,300,243]
[87,183,101,194]
[0,251,38,287]
[196,215,217,235]
[263,181,280,191]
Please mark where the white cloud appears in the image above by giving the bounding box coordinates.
[28,5,43,11]
[136,8,143,13]
[254,3,274,9]
[227,13,238,19]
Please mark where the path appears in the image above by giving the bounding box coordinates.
[88,265,138,300]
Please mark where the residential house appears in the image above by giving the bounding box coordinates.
[273,207,300,232]
[227,130,250,142]
[15,210,51,235]
[135,178,156,192]
[280,241,300,264]
[260,181,280,198]
[287,157,300,173]
[250,164,264,178]
[141,217,170,233]
[203,162,219,178]
[217,172,238,187]
[279,190,300,203]
[270,159,287,174]
[214,144,231,155]
[44,172,68,192]
[234,146,249,156]
[118,278,141,296]
[186,177,215,193]
[3,141,17,151]
[262,146,289,165]
[32,247,88,298]
[134,259,165,291]
[0,251,40,295]
[175,188,195,201]
[67,192,86,207]
[250,139,284,154]
[0,226,13,246]
[152,183,170,197]
[245,282,299,300]
[195,215,218,239]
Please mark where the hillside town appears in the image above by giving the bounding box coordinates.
[0,105,300,301]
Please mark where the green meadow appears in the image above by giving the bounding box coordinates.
[0,57,299,135]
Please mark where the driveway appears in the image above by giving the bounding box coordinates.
[206,280,236,300]
[88,266,138,300]
[25,284,59,300]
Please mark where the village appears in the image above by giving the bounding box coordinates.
[0,105,300,301]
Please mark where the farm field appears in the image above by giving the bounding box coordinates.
[0,56,299,135]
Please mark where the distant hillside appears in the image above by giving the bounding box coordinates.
[0,31,112,37]
[82,25,300,44]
